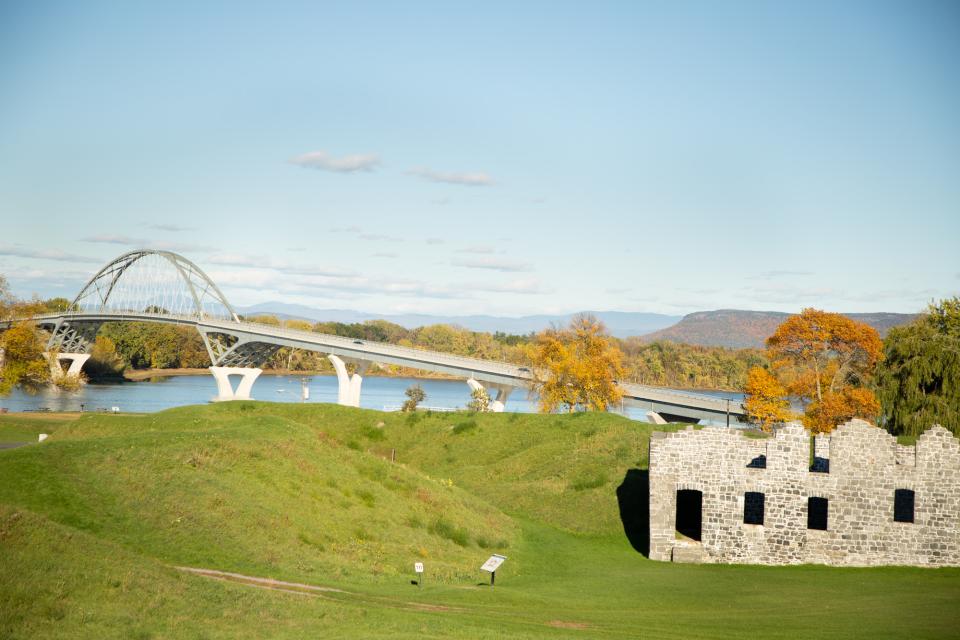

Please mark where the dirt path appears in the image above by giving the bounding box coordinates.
[174,566,347,598]
[174,566,593,632]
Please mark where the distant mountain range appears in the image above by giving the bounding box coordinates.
[236,302,919,349]
[641,309,918,349]
[235,302,682,338]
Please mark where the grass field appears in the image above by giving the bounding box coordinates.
[1,403,957,638]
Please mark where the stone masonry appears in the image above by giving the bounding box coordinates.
[648,420,960,567]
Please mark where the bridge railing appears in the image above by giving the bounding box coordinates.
[223,317,529,376]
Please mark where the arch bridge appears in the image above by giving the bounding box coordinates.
[1,250,746,423]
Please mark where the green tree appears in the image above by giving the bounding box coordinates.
[43,297,73,312]
[402,384,425,412]
[467,386,490,412]
[85,335,126,379]
[877,298,960,436]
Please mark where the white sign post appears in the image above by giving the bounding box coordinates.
[414,562,424,588]
[480,554,507,587]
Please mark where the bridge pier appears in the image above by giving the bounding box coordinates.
[328,355,369,408]
[466,378,513,412]
[42,352,91,379]
[209,366,262,401]
[646,411,668,425]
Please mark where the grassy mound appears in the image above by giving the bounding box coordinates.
[0,405,517,584]
[197,403,665,534]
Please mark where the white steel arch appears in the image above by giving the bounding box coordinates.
[71,250,239,321]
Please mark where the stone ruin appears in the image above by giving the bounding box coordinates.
[648,419,959,567]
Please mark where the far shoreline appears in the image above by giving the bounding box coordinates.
[120,368,461,382]
[118,368,742,394]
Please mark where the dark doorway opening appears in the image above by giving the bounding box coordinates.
[675,489,703,541]
[807,496,828,530]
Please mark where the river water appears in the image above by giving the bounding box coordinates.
[0,374,743,423]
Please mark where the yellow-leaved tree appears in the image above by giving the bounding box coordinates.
[766,308,882,433]
[527,315,624,413]
[0,322,51,395]
[743,366,791,431]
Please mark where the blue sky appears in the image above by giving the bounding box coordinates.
[1,1,958,317]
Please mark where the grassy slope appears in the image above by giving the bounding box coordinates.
[0,413,77,444]
[1,403,958,639]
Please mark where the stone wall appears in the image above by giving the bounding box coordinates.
[648,419,960,567]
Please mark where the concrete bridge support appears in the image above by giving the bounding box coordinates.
[466,378,513,412]
[43,352,91,379]
[209,366,262,401]
[328,355,370,408]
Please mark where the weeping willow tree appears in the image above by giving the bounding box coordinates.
[877,298,960,436]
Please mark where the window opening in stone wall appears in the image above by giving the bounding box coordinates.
[743,491,765,525]
[675,489,702,542]
[894,489,915,523]
[807,496,828,530]
[746,454,766,469]
[809,436,829,473]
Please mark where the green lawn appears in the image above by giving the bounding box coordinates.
[1,403,957,639]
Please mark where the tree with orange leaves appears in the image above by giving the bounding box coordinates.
[743,366,792,431]
[766,308,882,432]
[527,315,624,413]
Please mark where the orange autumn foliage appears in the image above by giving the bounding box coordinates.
[765,308,882,433]
[743,366,791,431]
[527,315,624,413]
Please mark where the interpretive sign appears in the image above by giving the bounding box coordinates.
[480,554,506,573]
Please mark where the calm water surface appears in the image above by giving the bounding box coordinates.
[0,374,743,424]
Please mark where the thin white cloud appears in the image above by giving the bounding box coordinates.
[0,244,101,264]
[748,270,815,279]
[207,253,356,278]
[372,252,398,259]
[426,238,444,245]
[458,245,496,254]
[210,268,469,300]
[407,166,494,186]
[82,235,214,253]
[471,278,551,295]
[359,232,402,242]
[147,241,216,253]
[290,150,380,173]
[740,285,839,304]
[83,234,146,245]
[151,224,196,232]
[452,257,533,273]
